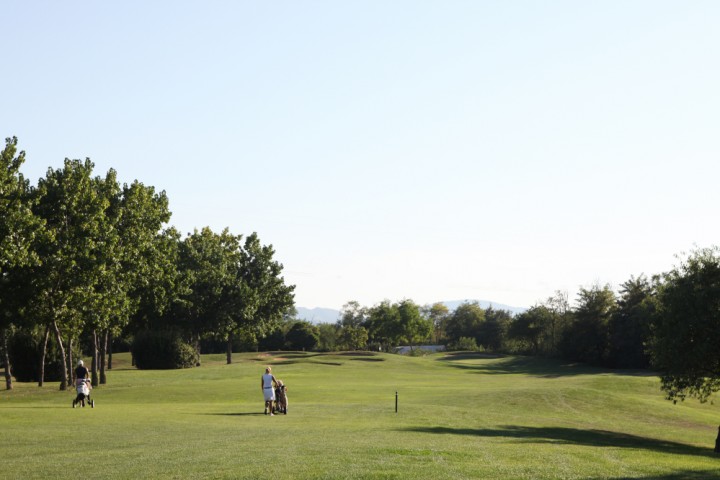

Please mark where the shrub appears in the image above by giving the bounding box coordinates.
[448,337,480,352]
[131,330,198,370]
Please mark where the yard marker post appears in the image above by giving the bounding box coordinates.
[395,391,398,413]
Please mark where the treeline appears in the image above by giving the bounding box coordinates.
[281,280,654,370]
[268,249,719,400]
[0,137,295,391]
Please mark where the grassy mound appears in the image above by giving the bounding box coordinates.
[1,352,718,479]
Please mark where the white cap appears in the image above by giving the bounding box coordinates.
[77,360,84,367]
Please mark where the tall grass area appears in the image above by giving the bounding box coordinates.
[1,352,718,479]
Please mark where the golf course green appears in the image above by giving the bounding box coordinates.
[1,351,718,479]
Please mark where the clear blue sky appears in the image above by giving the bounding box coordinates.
[3,1,719,310]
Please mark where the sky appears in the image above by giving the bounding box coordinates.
[3,1,720,311]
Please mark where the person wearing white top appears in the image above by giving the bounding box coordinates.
[261,366,278,415]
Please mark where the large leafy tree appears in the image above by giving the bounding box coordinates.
[396,299,432,350]
[478,306,512,351]
[175,227,245,364]
[651,248,720,404]
[509,305,553,355]
[423,302,449,344]
[87,177,172,384]
[607,275,657,369]
[650,247,720,453]
[366,300,401,350]
[0,137,44,389]
[560,284,615,366]
[26,158,111,390]
[443,301,485,345]
[236,233,295,361]
[285,321,320,351]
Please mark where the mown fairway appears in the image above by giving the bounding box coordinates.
[1,351,718,479]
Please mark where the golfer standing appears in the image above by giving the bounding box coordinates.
[261,366,278,416]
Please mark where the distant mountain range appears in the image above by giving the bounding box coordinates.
[296,300,527,324]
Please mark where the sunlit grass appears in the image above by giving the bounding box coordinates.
[2,351,718,479]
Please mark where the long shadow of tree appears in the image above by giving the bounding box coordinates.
[438,354,655,379]
[402,425,715,459]
[588,471,720,480]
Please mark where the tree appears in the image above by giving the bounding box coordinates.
[28,159,109,390]
[423,302,449,344]
[316,323,340,352]
[509,305,552,355]
[560,284,615,366]
[478,306,512,351]
[651,248,720,404]
[175,227,245,364]
[366,301,401,350]
[396,299,432,350]
[443,301,485,345]
[236,233,295,362]
[338,324,368,351]
[285,321,319,351]
[607,275,657,369]
[568,284,615,364]
[543,290,571,355]
[339,301,367,328]
[0,137,44,390]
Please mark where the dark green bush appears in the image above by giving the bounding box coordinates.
[131,330,198,370]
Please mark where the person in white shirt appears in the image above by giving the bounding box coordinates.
[261,366,278,416]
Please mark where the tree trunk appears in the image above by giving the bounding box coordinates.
[226,338,232,364]
[194,335,201,366]
[107,330,113,370]
[51,320,68,391]
[91,330,99,387]
[2,327,12,390]
[38,325,50,387]
[68,337,74,384]
[715,425,720,454]
[100,330,107,384]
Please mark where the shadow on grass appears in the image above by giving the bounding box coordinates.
[350,358,385,362]
[589,471,720,480]
[439,352,659,379]
[402,425,715,458]
[439,354,614,378]
[202,412,266,416]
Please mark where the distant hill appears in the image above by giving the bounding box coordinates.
[295,300,526,324]
[295,307,342,324]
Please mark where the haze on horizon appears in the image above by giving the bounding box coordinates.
[3,1,719,311]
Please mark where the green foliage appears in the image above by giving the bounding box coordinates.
[423,302,449,343]
[443,301,485,343]
[448,336,479,351]
[0,137,43,274]
[131,330,199,369]
[559,284,615,366]
[509,305,552,354]
[651,247,720,403]
[285,321,320,351]
[607,275,657,368]
[478,306,511,350]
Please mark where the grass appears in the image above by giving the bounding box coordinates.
[1,351,719,479]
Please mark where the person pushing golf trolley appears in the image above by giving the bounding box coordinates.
[72,360,94,408]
